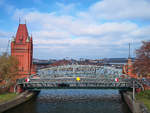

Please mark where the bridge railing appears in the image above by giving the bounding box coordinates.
[20,80,134,90]
[16,74,37,85]
[16,75,145,90]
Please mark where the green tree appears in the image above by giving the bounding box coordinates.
[133,41,150,77]
[0,53,19,87]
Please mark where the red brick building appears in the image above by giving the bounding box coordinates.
[11,24,35,78]
[123,58,137,78]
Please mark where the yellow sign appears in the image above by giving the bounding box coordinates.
[76,77,80,81]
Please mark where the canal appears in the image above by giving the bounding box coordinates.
[4,89,131,113]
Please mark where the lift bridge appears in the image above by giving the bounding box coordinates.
[17,65,144,90]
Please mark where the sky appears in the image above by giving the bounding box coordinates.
[0,0,150,60]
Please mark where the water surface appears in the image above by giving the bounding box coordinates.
[4,89,131,113]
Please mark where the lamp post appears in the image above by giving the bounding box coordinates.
[132,79,135,101]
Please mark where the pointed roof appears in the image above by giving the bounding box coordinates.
[30,35,33,42]
[15,24,29,43]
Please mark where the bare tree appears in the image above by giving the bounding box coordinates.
[133,41,150,77]
[0,53,19,87]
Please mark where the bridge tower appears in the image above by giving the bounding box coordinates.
[11,23,35,78]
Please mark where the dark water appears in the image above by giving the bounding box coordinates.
[4,89,131,113]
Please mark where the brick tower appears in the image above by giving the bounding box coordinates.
[122,44,137,78]
[11,23,35,78]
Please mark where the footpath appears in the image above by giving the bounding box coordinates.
[123,92,150,113]
[0,91,38,113]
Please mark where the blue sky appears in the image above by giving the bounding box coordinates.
[0,0,150,59]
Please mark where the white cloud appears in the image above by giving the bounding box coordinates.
[10,0,150,59]
[0,30,11,38]
[33,30,71,40]
[130,26,150,38]
[69,22,138,37]
[80,0,150,20]
[0,30,13,54]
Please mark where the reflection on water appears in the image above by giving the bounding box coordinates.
[4,89,131,113]
[38,89,120,102]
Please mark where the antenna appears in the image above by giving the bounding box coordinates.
[25,19,26,24]
[6,39,10,54]
[128,43,131,58]
[19,17,21,24]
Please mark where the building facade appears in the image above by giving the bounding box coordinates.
[11,24,35,78]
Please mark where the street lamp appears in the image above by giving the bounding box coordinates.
[132,79,135,101]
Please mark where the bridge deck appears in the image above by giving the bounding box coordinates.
[18,77,142,90]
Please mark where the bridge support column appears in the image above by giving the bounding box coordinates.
[135,88,141,93]
[15,85,24,93]
[9,85,15,93]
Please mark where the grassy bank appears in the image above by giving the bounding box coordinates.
[136,90,150,111]
[0,93,18,103]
